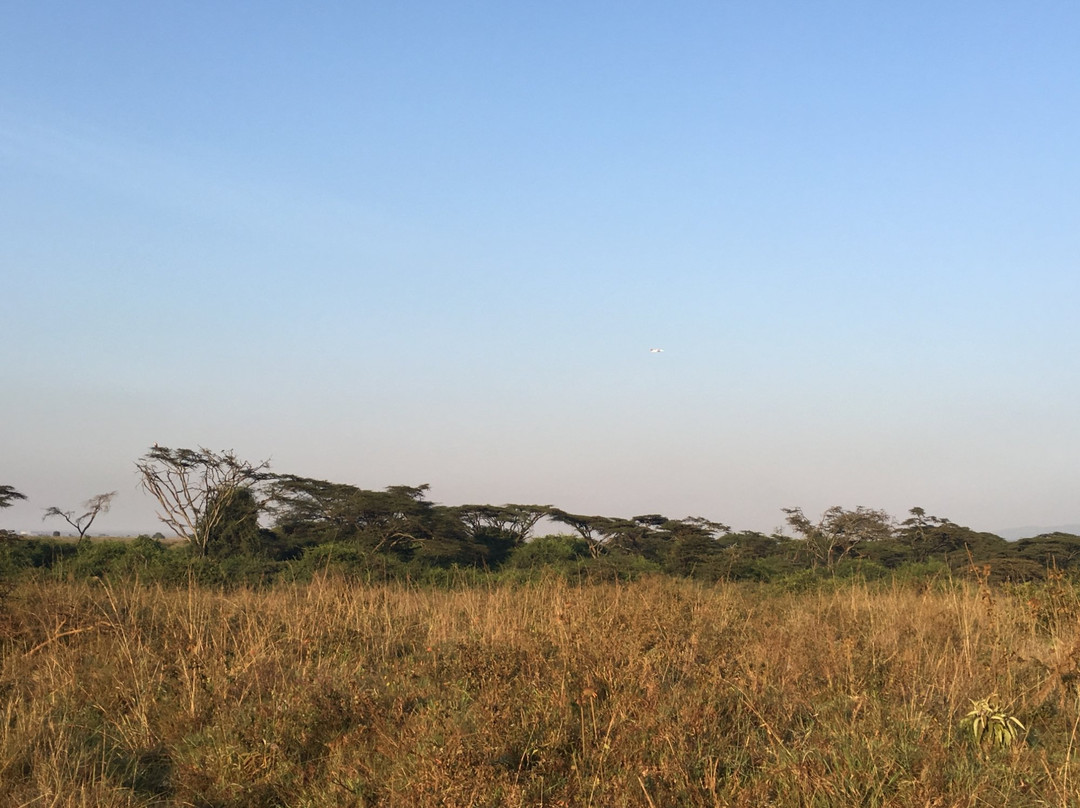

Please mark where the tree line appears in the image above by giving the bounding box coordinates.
[2,446,1079,584]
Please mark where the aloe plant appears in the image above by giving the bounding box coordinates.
[964,696,1025,749]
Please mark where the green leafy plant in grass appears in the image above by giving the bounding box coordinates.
[964,695,1025,749]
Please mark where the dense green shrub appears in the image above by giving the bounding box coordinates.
[1,537,77,573]
[505,534,591,570]
[285,542,410,583]
[53,536,181,582]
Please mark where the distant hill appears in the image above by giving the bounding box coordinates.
[996,524,1080,542]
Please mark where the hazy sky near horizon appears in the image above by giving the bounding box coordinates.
[2,2,1079,536]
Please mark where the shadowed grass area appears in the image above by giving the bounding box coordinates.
[2,573,1080,806]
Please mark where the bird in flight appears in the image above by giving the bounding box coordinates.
[649,348,664,353]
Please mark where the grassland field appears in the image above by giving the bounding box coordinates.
[4,571,1080,807]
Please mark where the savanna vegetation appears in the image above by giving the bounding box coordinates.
[5,572,1080,806]
[4,445,1078,586]
[3,448,1080,806]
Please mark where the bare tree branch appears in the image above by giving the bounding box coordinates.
[135,446,270,557]
[43,491,117,540]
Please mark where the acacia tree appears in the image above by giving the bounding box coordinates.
[898,507,960,562]
[0,486,27,541]
[267,475,437,555]
[0,486,27,510]
[453,504,550,544]
[446,504,551,567]
[43,491,117,541]
[548,510,711,561]
[664,516,732,576]
[782,505,894,570]
[604,515,670,559]
[136,446,270,557]
[547,510,620,558]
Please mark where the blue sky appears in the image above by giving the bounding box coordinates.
[2,2,1078,535]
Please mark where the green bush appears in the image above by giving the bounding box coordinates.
[833,557,890,581]
[889,559,952,587]
[576,550,663,582]
[53,536,183,582]
[506,534,591,570]
[726,555,797,582]
[286,543,410,583]
[1,538,77,576]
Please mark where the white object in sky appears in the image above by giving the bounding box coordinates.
[649,348,664,353]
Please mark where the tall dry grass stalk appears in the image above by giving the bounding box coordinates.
[2,573,1080,806]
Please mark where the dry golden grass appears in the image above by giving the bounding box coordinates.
[3,572,1080,806]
